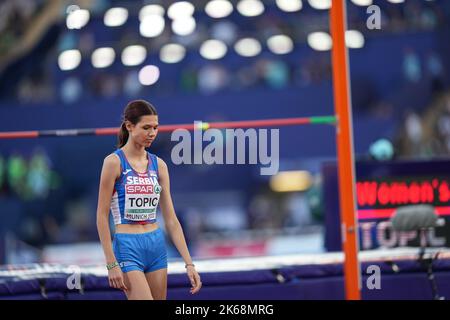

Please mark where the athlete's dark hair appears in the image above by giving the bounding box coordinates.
[117,100,158,148]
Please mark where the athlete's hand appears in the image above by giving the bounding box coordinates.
[186,265,202,294]
[108,266,128,292]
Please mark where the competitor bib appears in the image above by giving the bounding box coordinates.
[124,183,161,221]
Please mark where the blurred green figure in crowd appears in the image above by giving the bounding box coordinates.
[0,155,5,192]
[7,152,28,199]
[26,147,52,199]
[6,148,61,200]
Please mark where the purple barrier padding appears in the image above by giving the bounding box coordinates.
[276,258,450,281]
[361,272,450,300]
[277,264,343,279]
[167,280,348,300]
[168,271,450,300]
[0,292,65,300]
[66,291,126,300]
[72,275,110,291]
[0,279,42,296]
[4,272,450,300]
[168,269,279,288]
[365,258,450,274]
[2,258,450,299]
[43,276,71,292]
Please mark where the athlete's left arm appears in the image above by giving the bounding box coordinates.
[157,157,202,294]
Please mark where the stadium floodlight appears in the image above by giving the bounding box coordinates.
[139,4,165,21]
[91,47,115,68]
[307,31,332,51]
[307,0,331,10]
[168,1,195,20]
[58,50,82,71]
[200,39,228,60]
[139,65,160,86]
[345,30,365,49]
[270,171,312,192]
[172,16,196,36]
[351,0,373,6]
[104,7,128,27]
[205,0,234,18]
[267,35,294,54]
[66,8,90,30]
[121,45,147,66]
[234,38,262,57]
[160,44,186,63]
[140,14,165,38]
[237,0,264,17]
[276,0,302,12]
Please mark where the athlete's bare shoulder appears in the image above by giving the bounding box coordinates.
[156,156,168,172]
[156,156,166,166]
[105,152,120,164]
[102,152,121,179]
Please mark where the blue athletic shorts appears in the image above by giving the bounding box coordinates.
[112,228,168,273]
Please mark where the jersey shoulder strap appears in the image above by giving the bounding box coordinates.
[147,152,159,176]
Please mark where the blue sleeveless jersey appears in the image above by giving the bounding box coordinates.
[110,149,162,225]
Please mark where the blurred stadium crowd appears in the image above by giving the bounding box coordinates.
[0,0,447,103]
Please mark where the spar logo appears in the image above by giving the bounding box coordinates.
[154,185,161,194]
[357,178,450,208]
[126,184,154,194]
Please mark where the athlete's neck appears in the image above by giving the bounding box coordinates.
[122,142,147,161]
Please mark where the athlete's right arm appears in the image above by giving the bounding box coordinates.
[96,154,120,266]
[96,154,128,291]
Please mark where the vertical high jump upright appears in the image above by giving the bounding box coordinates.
[330,0,361,300]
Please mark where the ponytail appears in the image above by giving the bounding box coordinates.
[117,122,129,148]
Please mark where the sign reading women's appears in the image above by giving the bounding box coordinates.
[323,159,450,251]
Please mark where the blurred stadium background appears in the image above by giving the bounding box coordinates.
[0,0,449,294]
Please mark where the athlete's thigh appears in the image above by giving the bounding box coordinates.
[123,270,154,300]
[145,268,167,300]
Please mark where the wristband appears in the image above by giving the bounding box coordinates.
[185,263,195,268]
[106,261,119,270]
